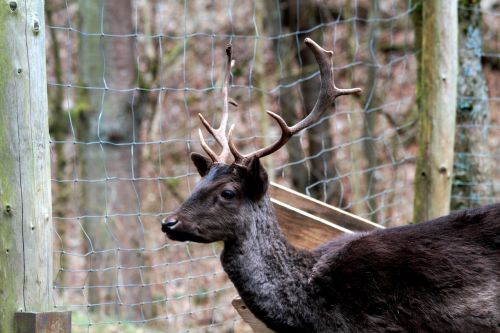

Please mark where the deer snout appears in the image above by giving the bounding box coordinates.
[161,215,180,232]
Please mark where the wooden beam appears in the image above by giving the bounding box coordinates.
[15,312,71,333]
[270,182,383,232]
[232,298,274,333]
[272,198,350,249]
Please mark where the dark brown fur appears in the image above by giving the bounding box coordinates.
[162,157,500,332]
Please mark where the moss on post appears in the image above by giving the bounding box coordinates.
[451,0,493,210]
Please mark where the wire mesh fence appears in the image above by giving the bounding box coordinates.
[44,0,499,332]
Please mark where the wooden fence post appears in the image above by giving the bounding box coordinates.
[413,0,458,222]
[0,0,57,332]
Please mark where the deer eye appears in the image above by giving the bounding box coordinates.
[221,190,236,200]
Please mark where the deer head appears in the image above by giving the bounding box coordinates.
[161,38,361,243]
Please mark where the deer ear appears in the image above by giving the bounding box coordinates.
[190,152,213,177]
[244,157,269,201]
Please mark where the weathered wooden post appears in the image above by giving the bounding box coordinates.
[0,1,69,332]
[413,0,458,222]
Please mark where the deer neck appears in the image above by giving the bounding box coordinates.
[221,195,318,329]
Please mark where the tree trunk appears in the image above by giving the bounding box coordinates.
[0,1,53,331]
[46,1,71,290]
[451,0,494,210]
[266,1,310,192]
[413,0,458,222]
[297,5,341,204]
[254,1,274,175]
[279,1,345,205]
[78,0,150,320]
[344,2,366,218]
[361,0,381,222]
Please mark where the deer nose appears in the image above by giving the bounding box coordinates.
[162,215,179,232]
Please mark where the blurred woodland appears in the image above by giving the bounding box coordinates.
[44,0,499,332]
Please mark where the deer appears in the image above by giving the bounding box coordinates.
[161,38,500,332]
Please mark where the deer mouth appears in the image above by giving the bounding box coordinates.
[163,227,211,243]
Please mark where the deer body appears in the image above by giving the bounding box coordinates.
[161,39,500,332]
[165,162,500,332]
[221,192,500,332]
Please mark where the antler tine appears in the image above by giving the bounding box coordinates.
[229,111,291,164]
[198,128,218,162]
[289,38,362,133]
[228,38,362,165]
[198,44,234,163]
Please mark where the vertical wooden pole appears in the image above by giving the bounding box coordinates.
[0,0,53,332]
[413,0,458,223]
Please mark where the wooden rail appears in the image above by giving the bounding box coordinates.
[234,182,384,332]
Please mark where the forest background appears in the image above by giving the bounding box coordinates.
[44,0,499,332]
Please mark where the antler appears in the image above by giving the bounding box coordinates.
[228,38,362,165]
[197,38,361,166]
[197,44,235,163]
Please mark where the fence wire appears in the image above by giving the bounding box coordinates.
[45,0,499,332]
